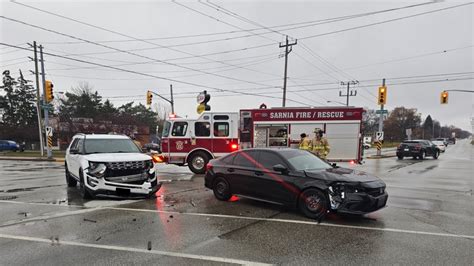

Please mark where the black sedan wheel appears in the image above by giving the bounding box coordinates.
[299,188,328,220]
[213,177,231,201]
[397,155,404,160]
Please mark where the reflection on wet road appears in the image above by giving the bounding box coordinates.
[0,140,472,264]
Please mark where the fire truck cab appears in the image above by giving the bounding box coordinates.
[161,112,239,174]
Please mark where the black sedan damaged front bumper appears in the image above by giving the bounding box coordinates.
[328,182,388,214]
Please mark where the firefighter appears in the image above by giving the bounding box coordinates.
[299,133,312,151]
[311,128,330,160]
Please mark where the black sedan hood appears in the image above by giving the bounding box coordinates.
[305,167,381,183]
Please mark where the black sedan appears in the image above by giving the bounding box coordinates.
[205,148,388,220]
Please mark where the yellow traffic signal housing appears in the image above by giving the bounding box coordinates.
[378,86,387,105]
[45,80,54,103]
[440,91,448,104]
[146,91,153,105]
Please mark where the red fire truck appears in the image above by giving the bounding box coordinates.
[161,107,364,174]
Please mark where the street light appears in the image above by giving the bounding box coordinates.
[327,100,347,106]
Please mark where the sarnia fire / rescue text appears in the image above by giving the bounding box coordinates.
[269,111,345,119]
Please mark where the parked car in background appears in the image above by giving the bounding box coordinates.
[434,138,448,146]
[432,140,446,153]
[447,138,456,144]
[205,148,388,220]
[0,140,23,152]
[396,140,440,160]
[363,142,371,149]
[143,142,161,153]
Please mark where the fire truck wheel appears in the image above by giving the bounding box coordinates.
[213,177,232,201]
[187,151,210,174]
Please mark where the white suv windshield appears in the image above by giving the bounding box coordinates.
[84,139,141,154]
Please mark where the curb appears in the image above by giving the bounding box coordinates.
[366,154,397,159]
[0,157,65,163]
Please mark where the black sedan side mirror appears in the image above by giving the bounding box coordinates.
[331,163,339,168]
[273,164,288,174]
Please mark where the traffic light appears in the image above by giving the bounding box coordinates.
[440,91,448,104]
[197,90,211,114]
[45,80,54,102]
[378,86,387,105]
[146,91,153,105]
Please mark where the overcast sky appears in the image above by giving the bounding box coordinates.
[1,0,473,131]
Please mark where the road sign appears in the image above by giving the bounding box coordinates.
[375,109,388,114]
[375,131,384,141]
[41,103,54,110]
[46,126,53,137]
[376,141,382,150]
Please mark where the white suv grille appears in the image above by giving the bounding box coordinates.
[107,161,147,170]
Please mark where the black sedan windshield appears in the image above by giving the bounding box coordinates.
[84,139,141,154]
[280,149,331,171]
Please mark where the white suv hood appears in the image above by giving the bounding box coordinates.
[83,153,152,162]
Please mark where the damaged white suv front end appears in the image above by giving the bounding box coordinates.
[65,134,161,199]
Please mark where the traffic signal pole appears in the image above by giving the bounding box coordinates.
[39,45,52,159]
[376,78,386,157]
[148,85,174,114]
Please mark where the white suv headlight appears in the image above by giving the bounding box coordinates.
[88,162,107,178]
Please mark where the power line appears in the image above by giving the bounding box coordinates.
[0,16,278,87]
[0,42,310,106]
[13,0,440,61]
[46,53,278,74]
[3,3,281,80]
[8,1,281,77]
[299,2,473,41]
[33,1,434,45]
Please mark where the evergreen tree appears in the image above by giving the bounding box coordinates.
[0,70,37,126]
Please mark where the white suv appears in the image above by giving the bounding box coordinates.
[65,134,160,199]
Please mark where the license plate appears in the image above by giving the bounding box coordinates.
[116,188,131,196]
[404,148,409,151]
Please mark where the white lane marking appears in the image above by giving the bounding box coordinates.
[0,207,102,227]
[0,233,270,265]
[2,200,473,240]
[0,200,84,208]
[106,207,474,240]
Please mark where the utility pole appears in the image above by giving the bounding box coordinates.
[39,45,52,159]
[170,84,175,114]
[28,41,44,156]
[376,78,386,156]
[339,81,358,106]
[279,35,297,107]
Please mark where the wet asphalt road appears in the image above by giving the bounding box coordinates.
[0,140,472,265]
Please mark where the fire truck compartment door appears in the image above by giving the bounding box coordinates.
[253,127,267,148]
[324,123,360,160]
